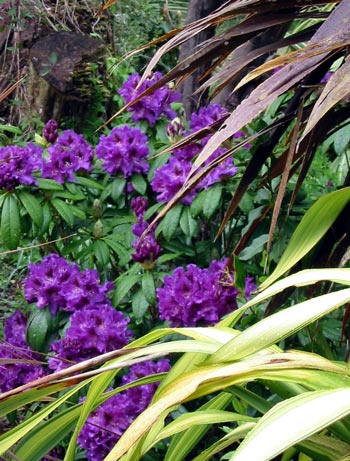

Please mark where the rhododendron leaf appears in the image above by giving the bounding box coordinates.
[75,176,104,190]
[180,206,199,238]
[132,288,149,319]
[93,240,110,266]
[113,273,142,306]
[142,271,156,305]
[26,308,50,352]
[202,186,222,219]
[51,198,75,226]
[161,203,183,241]
[211,288,350,363]
[190,190,205,217]
[131,174,147,195]
[1,193,20,250]
[230,388,350,461]
[260,187,350,289]
[37,177,64,191]
[111,177,127,201]
[17,190,43,227]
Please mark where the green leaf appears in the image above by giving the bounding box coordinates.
[113,274,142,306]
[51,198,75,226]
[104,237,132,266]
[180,206,199,238]
[17,191,43,227]
[37,178,64,191]
[26,309,50,352]
[190,190,205,217]
[142,271,156,305]
[1,193,21,250]
[111,178,127,201]
[239,234,269,261]
[230,389,350,461]
[75,176,104,190]
[93,240,110,266]
[131,174,147,195]
[132,288,149,319]
[0,380,89,456]
[261,188,350,289]
[161,204,182,241]
[165,393,234,461]
[202,186,222,218]
[211,287,350,363]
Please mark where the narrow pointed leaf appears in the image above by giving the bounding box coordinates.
[230,388,350,461]
[1,193,21,250]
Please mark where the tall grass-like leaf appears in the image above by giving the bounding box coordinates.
[104,352,346,461]
[210,287,350,363]
[230,388,350,461]
[258,187,350,289]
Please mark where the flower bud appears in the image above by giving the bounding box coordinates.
[91,199,103,218]
[93,219,104,239]
[166,117,184,143]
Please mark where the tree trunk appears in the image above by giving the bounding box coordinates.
[178,0,225,117]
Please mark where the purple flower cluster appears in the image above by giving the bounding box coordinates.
[131,196,161,268]
[0,311,45,393]
[157,259,255,327]
[48,306,132,370]
[96,126,149,177]
[0,143,43,190]
[119,72,180,126]
[151,104,241,204]
[24,254,114,315]
[78,359,170,461]
[42,130,93,183]
[24,254,132,370]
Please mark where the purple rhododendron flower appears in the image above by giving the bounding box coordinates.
[119,72,180,126]
[157,259,240,327]
[131,196,148,220]
[43,119,59,143]
[244,276,256,299]
[151,157,194,205]
[42,130,93,183]
[0,311,45,393]
[0,143,43,190]
[24,254,114,315]
[152,104,242,204]
[78,359,170,461]
[96,126,149,177]
[48,305,132,370]
[132,233,161,268]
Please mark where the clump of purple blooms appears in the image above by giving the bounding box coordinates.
[0,143,43,190]
[24,254,133,370]
[151,104,243,205]
[78,359,170,461]
[119,72,180,126]
[24,254,114,315]
[157,259,255,327]
[131,196,161,268]
[0,311,45,393]
[48,305,132,370]
[42,129,93,184]
[96,125,149,177]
